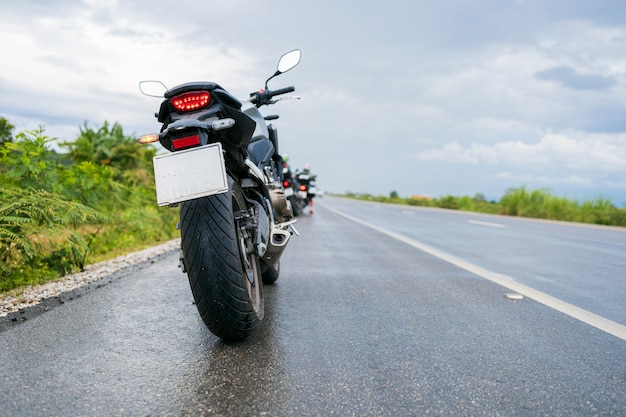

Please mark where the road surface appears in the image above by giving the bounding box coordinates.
[1,196,625,416]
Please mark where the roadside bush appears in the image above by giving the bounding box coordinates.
[342,186,626,227]
[0,121,178,293]
[0,187,111,288]
[437,195,459,210]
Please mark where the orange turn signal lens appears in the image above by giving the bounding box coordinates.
[137,133,160,144]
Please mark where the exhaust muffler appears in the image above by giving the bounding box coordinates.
[262,228,291,262]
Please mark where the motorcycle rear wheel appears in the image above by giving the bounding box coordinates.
[180,179,263,341]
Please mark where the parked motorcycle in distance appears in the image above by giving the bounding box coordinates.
[295,164,317,214]
[137,50,302,341]
[282,158,303,216]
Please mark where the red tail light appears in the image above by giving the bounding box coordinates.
[299,185,307,191]
[283,181,290,188]
[171,91,211,112]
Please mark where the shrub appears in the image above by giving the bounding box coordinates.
[340,186,626,227]
[0,121,177,293]
[0,187,111,286]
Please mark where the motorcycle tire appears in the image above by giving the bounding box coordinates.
[261,260,280,285]
[289,196,301,217]
[180,179,264,341]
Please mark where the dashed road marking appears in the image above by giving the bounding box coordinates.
[469,220,505,228]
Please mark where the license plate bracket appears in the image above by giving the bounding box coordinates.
[153,143,228,206]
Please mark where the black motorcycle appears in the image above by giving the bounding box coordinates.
[295,167,317,214]
[282,160,303,216]
[137,50,301,341]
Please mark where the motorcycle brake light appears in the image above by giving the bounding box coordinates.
[299,185,307,191]
[172,134,200,150]
[283,181,290,188]
[171,91,211,112]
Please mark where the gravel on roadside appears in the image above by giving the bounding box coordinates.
[0,239,181,321]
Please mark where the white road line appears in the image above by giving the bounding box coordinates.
[323,203,626,342]
[468,220,505,228]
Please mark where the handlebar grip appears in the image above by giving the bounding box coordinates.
[271,86,295,97]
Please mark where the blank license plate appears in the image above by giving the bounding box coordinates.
[153,143,228,206]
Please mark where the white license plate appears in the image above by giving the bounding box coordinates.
[298,190,308,199]
[284,187,294,197]
[153,143,228,206]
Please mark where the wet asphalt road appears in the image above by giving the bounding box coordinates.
[1,196,625,416]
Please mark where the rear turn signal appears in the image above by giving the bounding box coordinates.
[137,133,159,144]
[171,91,211,112]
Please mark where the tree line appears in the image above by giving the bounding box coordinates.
[346,188,626,227]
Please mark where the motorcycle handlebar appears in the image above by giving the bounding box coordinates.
[249,86,296,106]
[272,86,295,97]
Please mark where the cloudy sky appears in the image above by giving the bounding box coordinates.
[2,0,626,205]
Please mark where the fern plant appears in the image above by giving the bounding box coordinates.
[0,187,110,283]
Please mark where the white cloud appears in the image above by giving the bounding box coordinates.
[2,0,626,203]
[495,172,594,186]
[1,5,261,142]
[415,132,626,172]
